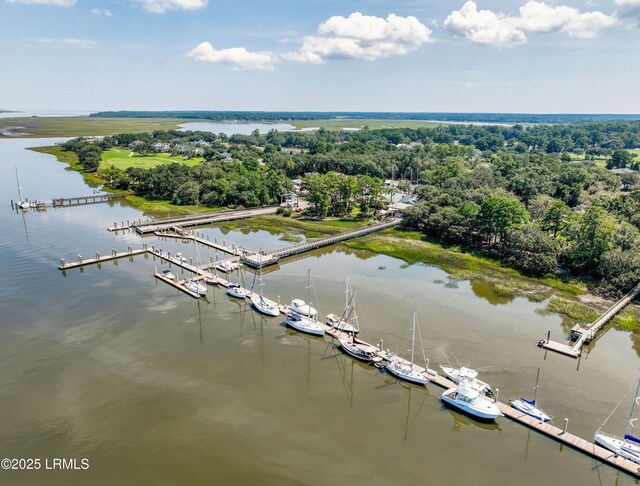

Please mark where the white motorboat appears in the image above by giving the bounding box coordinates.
[251,294,280,317]
[385,310,430,385]
[440,365,494,398]
[338,335,382,364]
[227,283,249,299]
[161,269,176,280]
[288,298,317,318]
[595,379,640,464]
[184,278,208,296]
[441,380,503,421]
[285,270,324,336]
[509,368,551,422]
[216,260,239,273]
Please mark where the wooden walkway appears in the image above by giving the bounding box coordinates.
[541,283,640,358]
[242,219,401,268]
[133,206,279,234]
[52,193,131,207]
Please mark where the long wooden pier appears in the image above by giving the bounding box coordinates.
[59,245,149,270]
[241,219,401,268]
[52,193,131,207]
[133,206,279,234]
[540,283,640,358]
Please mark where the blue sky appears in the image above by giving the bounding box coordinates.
[1,0,639,113]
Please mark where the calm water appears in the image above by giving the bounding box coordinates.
[1,138,639,485]
[179,122,295,135]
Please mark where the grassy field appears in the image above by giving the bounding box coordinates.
[101,148,203,170]
[290,119,444,130]
[215,215,369,239]
[0,117,198,138]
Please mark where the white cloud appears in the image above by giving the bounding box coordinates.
[90,8,112,16]
[136,0,206,14]
[284,12,432,64]
[186,42,276,71]
[445,1,617,46]
[32,38,96,48]
[444,1,526,46]
[5,0,75,5]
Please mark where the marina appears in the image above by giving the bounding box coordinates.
[3,137,640,485]
[57,242,640,479]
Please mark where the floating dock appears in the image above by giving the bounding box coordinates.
[540,283,640,358]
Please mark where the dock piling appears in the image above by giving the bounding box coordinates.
[495,388,499,403]
[562,418,569,435]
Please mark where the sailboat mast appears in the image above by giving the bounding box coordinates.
[533,367,541,404]
[15,166,24,201]
[626,379,640,437]
[410,310,416,371]
[344,275,350,315]
[307,269,311,320]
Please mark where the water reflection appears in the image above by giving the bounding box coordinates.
[445,409,503,433]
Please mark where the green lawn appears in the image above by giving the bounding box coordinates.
[101,148,203,170]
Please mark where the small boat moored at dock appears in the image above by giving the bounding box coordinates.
[161,269,176,281]
[338,336,382,364]
[227,283,249,299]
[440,365,494,398]
[288,298,317,318]
[595,379,640,465]
[441,380,503,421]
[251,295,280,317]
[509,368,551,422]
[385,310,431,385]
[184,278,208,296]
[285,270,324,336]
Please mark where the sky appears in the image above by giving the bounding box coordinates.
[1,0,639,113]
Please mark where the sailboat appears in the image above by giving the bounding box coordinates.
[509,368,551,422]
[385,310,429,385]
[285,270,325,336]
[15,166,31,210]
[250,266,280,317]
[595,379,640,464]
[337,292,382,364]
[325,275,359,334]
[184,277,208,296]
[227,267,249,299]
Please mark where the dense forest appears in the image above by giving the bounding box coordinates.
[60,120,640,295]
[89,111,640,125]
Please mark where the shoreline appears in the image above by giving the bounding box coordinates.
[30,143,640,332]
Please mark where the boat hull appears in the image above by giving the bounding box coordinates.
[509,398,551,422]
[595,433,640,464]
[286,315,325,336]
[338,337,381,363]
[251,296,280,317]
[227,285,247,299]
[441,388,502,421]
[386,362,428,385]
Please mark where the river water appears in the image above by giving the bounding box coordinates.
[1,138,639,485]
